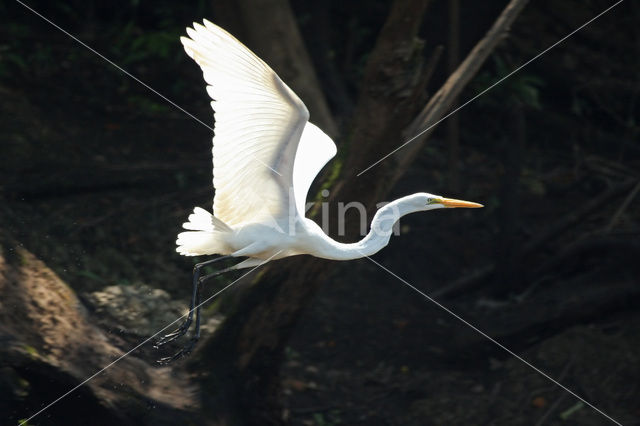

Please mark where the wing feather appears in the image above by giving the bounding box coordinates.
[293,123,337,215]
[181,20,337,227]
[181,20,308,226]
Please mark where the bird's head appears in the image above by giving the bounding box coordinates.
[411,193,484,211]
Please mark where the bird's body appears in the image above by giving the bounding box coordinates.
[177,193,441,264]
[156,20,481,361]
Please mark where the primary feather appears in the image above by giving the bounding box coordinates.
[182,21,321,226]
[177,20,337,256]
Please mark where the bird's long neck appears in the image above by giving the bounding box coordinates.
[308,198,417,260]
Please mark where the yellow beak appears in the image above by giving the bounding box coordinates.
[438,197,484,208]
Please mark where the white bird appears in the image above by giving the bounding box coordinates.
[155,20,482,362]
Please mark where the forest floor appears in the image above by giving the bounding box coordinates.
[282,262,640,425]
[2,61,639,426]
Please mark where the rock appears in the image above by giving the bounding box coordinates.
[0,240,200,424]
[83,283,222,338]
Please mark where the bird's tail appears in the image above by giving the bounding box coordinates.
[176,207,231,256]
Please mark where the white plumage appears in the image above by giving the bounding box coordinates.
[176,20,482,265]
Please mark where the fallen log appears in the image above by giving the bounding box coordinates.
[0,232,200,425]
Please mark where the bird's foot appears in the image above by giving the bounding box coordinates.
[154,320,191,348]
[156,337,199,365]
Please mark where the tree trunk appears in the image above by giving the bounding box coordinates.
[191,0,530,424]
[192,1,434,424]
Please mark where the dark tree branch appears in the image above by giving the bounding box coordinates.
[391,0,530,187]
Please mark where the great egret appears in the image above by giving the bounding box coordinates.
[155,20,482,361]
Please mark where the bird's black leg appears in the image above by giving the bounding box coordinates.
[156,256,238,364]
[157,281,202,364]
[155,255,232,349]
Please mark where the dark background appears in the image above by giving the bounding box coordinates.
[1,0,638,425]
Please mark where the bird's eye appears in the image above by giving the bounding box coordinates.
[426,198,433,204]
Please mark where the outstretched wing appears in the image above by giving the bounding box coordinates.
[181,20,309,227]
[293,122,337,216]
